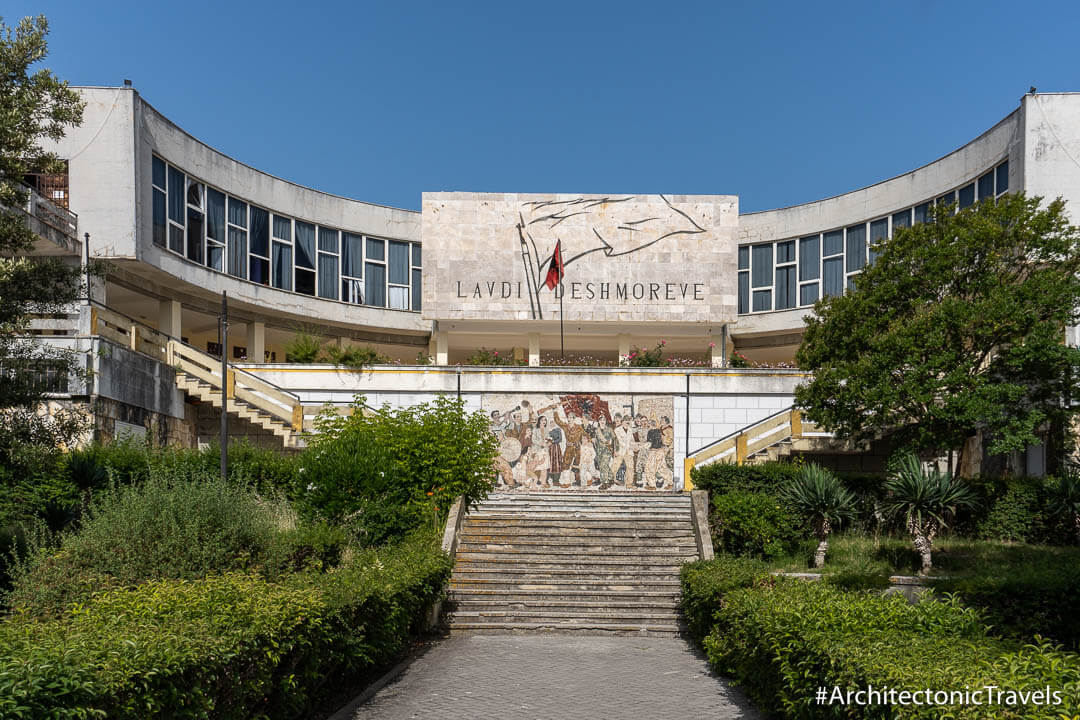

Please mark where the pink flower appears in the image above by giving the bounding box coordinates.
[660,340,666,346]
[708,342,716,348]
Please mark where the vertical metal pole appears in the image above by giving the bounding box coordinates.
[83,232,91,303]
[685,373,691,457]
[559,282,565,359]
[220,291,228,481]
[721,324,729,367]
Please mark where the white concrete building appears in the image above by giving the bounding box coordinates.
[19,87,1080,481]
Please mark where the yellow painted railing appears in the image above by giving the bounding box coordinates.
[683,406,828,489]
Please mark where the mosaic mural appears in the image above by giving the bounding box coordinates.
[487,393,675,492]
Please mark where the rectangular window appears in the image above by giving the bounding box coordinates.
[272,241,292,291]
[249,207,269,258]
[823,229,843,256]
[751,244,772,288]
[152,155,166,189]
[207,243,224,271]
[845,223,866,272]
[365,262,386,306]
[738,246,749,270]
[389,286,409,310]
[186,179,202,208]
[412,243,422,267]
[776,239,795,264]
[869,218,888,264]
[823,257,843,297]
[799,235,819,281]
[207,188,225,242]
[996,161,1009,194]
[186,209,204,263]
[167,166,184,224]
[342,232,364,279]
[389,240,409,284]
[295,268,315,296]
[800,282,819,306]
[775,265,796,310]
[318,253,338,300]
[738,272,749,314]
[937,191,955,208]
[273,214,291,241]
[366,237,385,261]
[228,197,248,228]
[412,267,422,311]
[250,256,269,285]
[978,171,994,201]
[752,289,771,312]
[228,226,247,279]
[892,209,911,230]
[958,183,975,209]
[294,221,315,269]
[914,202,931,224]
[169,225,185,254]
[318,227,339,253]
[152,189,166,247]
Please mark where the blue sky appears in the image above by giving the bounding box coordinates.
[13,1,1080,211]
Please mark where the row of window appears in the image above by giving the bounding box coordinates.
[151,156,422,311]
[737,161,1009,314]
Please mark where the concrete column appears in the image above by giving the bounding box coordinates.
[528,332,540,367]
[246,321,265,363]
[434,331,449,366]
[617,333,631,366]
[158,299,182,339]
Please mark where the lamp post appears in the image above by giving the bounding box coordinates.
[219,291,228,480]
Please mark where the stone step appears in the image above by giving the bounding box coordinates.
[450,580,681,593]
[466,515,691,525]
[456,542,697,555]
[448,588,680,601]
[449,609,680,623]
[448,620,683,635]
[475,501,690,510]
[484,493,688,501]
[452,566,685,579]
[450,598,678,612]
[459,528,696,540]
[463,518,694,531]
[454,551,695,565]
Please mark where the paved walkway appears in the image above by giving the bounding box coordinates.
[333,634,759,720]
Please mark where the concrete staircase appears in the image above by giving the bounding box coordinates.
[446,493,699,635]
[167,340,307,449]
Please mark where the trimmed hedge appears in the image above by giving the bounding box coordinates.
[932,558,1080,651]
[681,557,1080,719]
[710,492,798,559]
[0,532,452,720]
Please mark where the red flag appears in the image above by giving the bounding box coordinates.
[544,240,564,290]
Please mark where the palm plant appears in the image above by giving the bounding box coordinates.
[779,463,857,568]
[883,453,978,574]
[1047,472,1080,544]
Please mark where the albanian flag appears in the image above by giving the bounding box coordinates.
[543,239,564,290]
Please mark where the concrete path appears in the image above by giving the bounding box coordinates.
[333,634,759,720]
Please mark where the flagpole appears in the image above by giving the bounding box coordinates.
[559,281,565,359]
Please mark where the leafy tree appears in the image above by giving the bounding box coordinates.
[779,463,857,568]
[796,194,1080,468]
[883,453,978,573]
[0,15,86,525]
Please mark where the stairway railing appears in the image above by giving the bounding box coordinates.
[683,406,831,488]
[166,340,305,432]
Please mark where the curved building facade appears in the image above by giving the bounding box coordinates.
[36,87,1080,366]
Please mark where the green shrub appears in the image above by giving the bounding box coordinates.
[684,567,1080,719]
[465,347,519,365]
[0,532,452,720]
[284,329,323,363]
[932,556,1080,650]
[323,344,390,369]
[6,471,339,615]
[297,395,498,546]
[679,556,770,639]
[691,461,801,497]
[710,491,798,558]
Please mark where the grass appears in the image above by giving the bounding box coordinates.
[765,532,1080,578]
